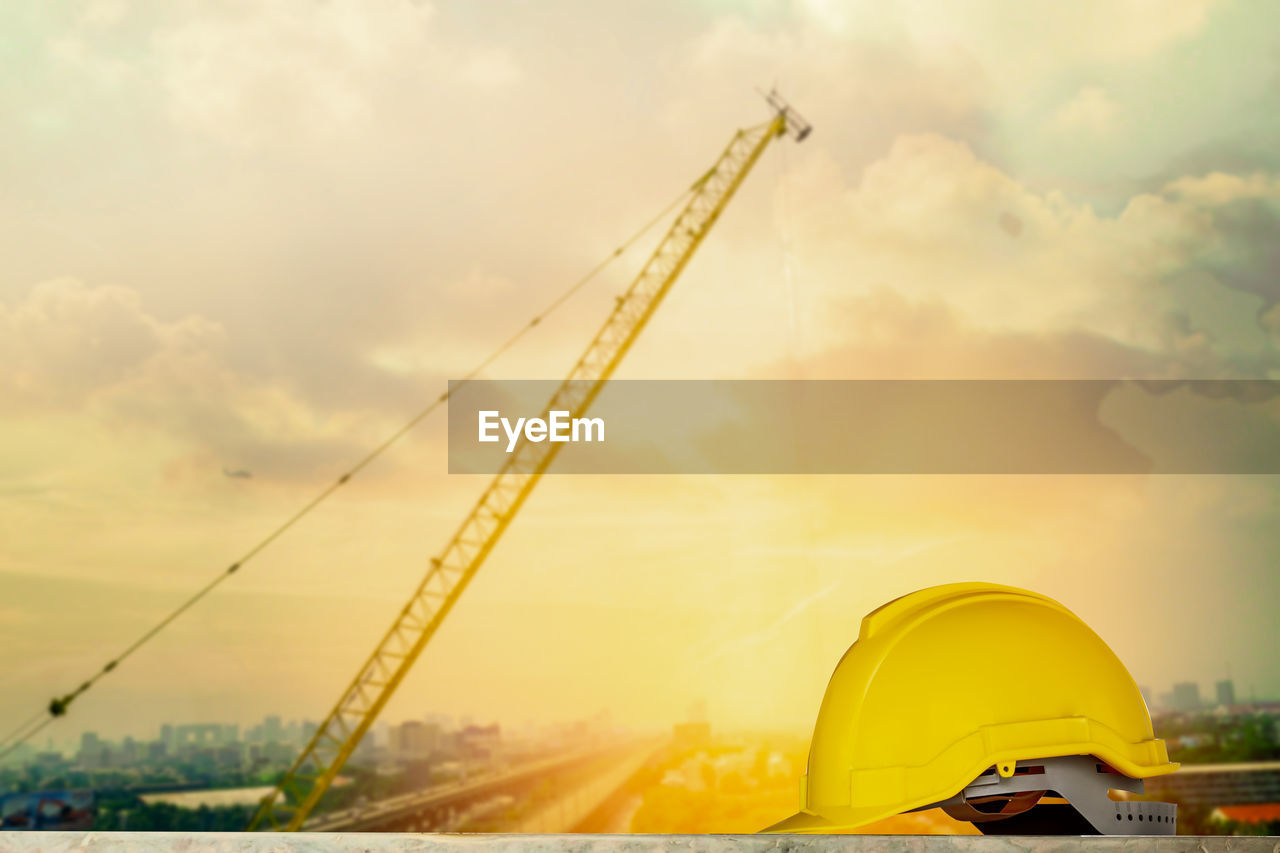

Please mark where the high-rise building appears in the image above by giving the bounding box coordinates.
[457,724,500,759]
[392,721,441,759]
[216,743,244,767]
[264,715,283,743]
[173,723,223,747]
[425,713,453,731]
[1216,679,1236,708]
[76,732,106,769]
[1170,682,1202,713]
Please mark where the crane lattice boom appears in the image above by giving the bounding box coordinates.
[248,96,809,831]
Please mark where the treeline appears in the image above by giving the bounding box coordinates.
[1161,714,1279,764]
[95,795,255,831]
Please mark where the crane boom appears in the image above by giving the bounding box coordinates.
[248,96,809,831]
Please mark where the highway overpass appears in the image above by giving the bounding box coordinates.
[304,742,656,832]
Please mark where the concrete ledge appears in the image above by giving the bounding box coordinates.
[1,835,1277,853]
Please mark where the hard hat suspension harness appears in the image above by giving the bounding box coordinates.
[920,756,1176,836]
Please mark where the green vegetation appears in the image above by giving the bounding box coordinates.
[1158,713,1280,764]
[93,794,255,831]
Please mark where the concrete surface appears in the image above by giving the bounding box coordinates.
[1,835,1278,853]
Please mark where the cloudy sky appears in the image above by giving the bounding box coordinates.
[2,0,1279,748]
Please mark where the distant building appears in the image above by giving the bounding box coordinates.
[76,733,106,769]
[765,751,792,780]
[1148,761,1280,809]
[1170,682,1202,713]
[457,724,501,759]
[1172,733,1215,750]
[263,715,284,743]
[1210,803,1280,827]
[215,744,244,767]
[348,731,378,768]
[672,722,711,751]
[392,721,441,760]
[1216,679,1236,708]
[172,724,225,748]
[0,790,95,830]
[252,741,294,764]
[189,747,217,773]
[425,713,453,730]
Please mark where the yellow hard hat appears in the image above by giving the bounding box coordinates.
[764,582,1177,835]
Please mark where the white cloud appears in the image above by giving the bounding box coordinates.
[0,279,381,484]
[459,48,523,88]
[49,0,523,149]
[1263,303,1280,346]
[675,13,988,131]
[78,0,129,29]
[151,1,432,147]
[793,0,1220,66]
[896,0,1223,92]
[0,278,223,407]
[1052,85,1121,133]
[783,132,1241,357]
[1165,172,1280,205]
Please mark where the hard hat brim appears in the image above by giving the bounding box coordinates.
[759,811,841,834]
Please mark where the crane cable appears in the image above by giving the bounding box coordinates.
[0,181,698,763]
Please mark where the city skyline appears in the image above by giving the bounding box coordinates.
[4,0,1280,742]
[10,710,624,759]
[15,671,1279,760]
[6,700,1275,835]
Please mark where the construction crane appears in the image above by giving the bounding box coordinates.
[247,93,811,831]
